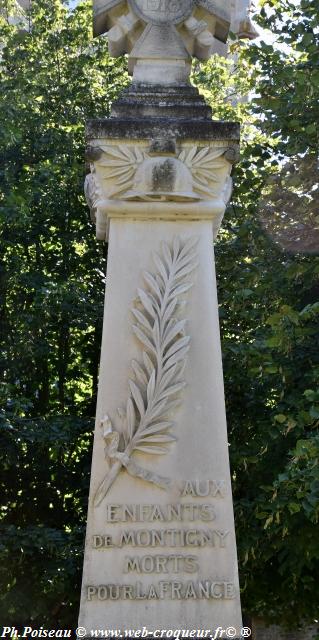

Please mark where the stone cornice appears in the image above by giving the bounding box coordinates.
[86,118,240,143]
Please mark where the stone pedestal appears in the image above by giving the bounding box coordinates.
[78,106,242,632]
[79,0,245,633]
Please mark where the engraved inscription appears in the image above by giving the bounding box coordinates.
[123,555,199,573]
[180,480,226,497]
[87,581,236,601]
[88,478,233,604]
[105,503,216,522]
[92,529,230,548]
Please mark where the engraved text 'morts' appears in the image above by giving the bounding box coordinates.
[129,0,193,25]
[123,554,199,573]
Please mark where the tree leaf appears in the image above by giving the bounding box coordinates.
[191,146,210,164]
[178,237,199,259]
[131,359,148,386]
[147,291,161,314]
[134,445,168,455]
[159,381,186,400]
[184,146,198,166]
[132,325,156,353]
[175,250,198,272]
[162,319,186,350]
[161,398,182,414]
[169,282,193,299]
[137,288,156,317]
[139,421,174,436]
[158,363,178,393]
[173,236,181,261]
[161,241,173,268]
[174,262,198,281]
[164,335,190,361]
[137,434,176,445]
[152,317,161,350]
[161,299,178,327]
[129,379,145,418]
[131,307,152,332]
[147,399,169,422]
[143,351,155,376]
[164,345,190,371]
[153,252,168,283]
[143,271,162,300]
[126,397,135,440]
[147,369,156,404]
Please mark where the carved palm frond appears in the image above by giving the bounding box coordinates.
[94,236,198,506]
[179,146,227,196]
[120,235,198,454]
[97,144,147,195]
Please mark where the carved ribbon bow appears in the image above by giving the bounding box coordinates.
[100,415,172,494]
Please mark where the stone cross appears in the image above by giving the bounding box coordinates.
[78,0,243,635]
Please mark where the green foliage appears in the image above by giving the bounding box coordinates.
[250,0,319,157]
[259,155,319,254]
[0,414,92,624]
[1,0,318,630]
[194,5,319,627]
[0,0,127,626]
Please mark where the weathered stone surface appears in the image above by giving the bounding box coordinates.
[231,0,258,40]
[80,113,242,630]
[86,117,240,142]
[110,83,213,120]
[84,131,239,241]
[92,0,231,83]
[79,0,243,633]
[78,221,242,631]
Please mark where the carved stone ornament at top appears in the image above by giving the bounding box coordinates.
[93,0,231,82]
[130,0,193,24]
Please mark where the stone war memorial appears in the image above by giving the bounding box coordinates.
[79,0,246,633]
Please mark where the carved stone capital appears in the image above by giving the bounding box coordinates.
[85,137,236,241]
